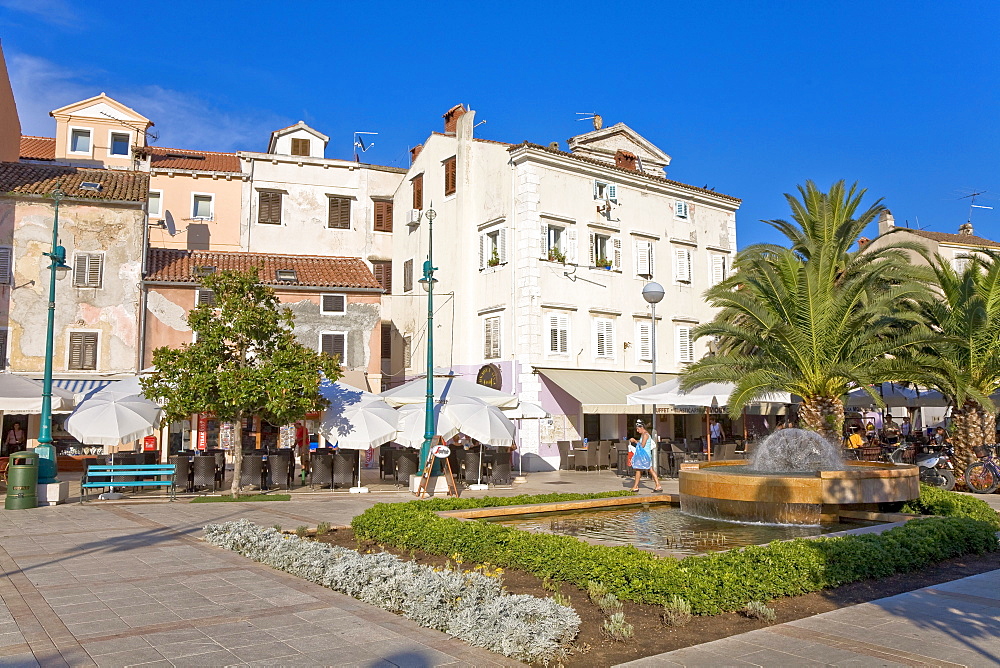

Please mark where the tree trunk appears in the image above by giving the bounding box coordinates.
[950,400,984,479]
[231,413,243,498]
[798,396,844,443]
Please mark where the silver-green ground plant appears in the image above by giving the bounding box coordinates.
[662,595,693,627]
[602,612,634,642]
[742,600,777,623]
[203,520,579,663]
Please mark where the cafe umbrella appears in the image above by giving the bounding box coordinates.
[318,395,398,493]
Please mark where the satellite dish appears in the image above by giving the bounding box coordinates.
[164,211,177,236]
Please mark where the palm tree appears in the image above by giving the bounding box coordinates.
[682,181,935,441]
[920,250,1000,475]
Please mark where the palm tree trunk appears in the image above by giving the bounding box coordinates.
[950,400,983,478]
[231,413,243,498]
[798,396,844,442]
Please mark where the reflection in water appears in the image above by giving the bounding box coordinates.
[491,505,868,555]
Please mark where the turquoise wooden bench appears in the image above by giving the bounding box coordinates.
[81,464,177,502]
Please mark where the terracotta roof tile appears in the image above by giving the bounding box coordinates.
[507,141,742,203]
[19,136,56,161]
[148,146,242,173]
[906,229,1000,248]
[0,162,148,202]
[145,248,382,290]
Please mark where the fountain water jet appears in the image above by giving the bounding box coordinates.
[748,428,844,472]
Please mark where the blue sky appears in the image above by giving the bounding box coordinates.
[2,0,998,246]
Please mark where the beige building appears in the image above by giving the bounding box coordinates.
[873,210,1000,267]
[391,105,741,469]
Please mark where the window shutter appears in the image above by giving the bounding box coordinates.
[638,322,652,361]
[674,248,691,282]
[711,255,726,285]
[595,319,614,358]
[541,224,549,257]
[373,262,391,293]
[589,233,596,266]
[403,259,413,292]
[0,247,12,284]
[612,237,622,271]
[607,183,617,202]
[69,332,98,370]
[675,201,688,218]
[676,326,693,363]
[498,227,507,264]
[321,333,346,359]
[197,289,216,306]
[381,323,392,359]
[593,180,600,199]
[444,157,456,196]
[484,317,500,359]
[412,175,423,210]
[87,255,102,288]
[74,254,88,286]
[290,138,310,156]
[566,228,577,264]
[636,241,650,277]
[549,315,568,354]
[0,329,6,370]
[328,197,351,229]
[258,191,282,224]
[74,254,102,288]
[373,200,393,232]
[479,233,486,270]
[322,294,346,313]
[403,336,412,368]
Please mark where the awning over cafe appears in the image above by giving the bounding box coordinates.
[536,368,659,414]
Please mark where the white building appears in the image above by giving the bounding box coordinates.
[391,105,741,469]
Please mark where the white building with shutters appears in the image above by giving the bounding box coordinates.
[390,105,741,469]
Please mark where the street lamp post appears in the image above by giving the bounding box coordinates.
[642,282,665,474]
[36,188,71,485]
[418,205,438,477]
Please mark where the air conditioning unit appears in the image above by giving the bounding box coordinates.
[406,209,422,226]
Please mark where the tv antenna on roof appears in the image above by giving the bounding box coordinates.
[99,111,158,144]
[354,131,377,161]
[576,112,603,131]
[958,190,993,227]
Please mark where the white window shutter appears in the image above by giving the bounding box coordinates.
[541,224,548,257]
[674,248,691,282]
[588,233,596,266]
[676,326,693,363]
[566,228,577,264]
[498,227,508,264]
[638,322,652,361]
[0,248,11,284]
[87,255,102,288]
[647,242,654,278]
[558,315,568,353]
[635,241,650,277]
[607,183,617,202]
[549,315,568,354]
[685,250,692,282]
[593,180,600,199]
[612,237,622,271]
[479,233,486,270]
[711,255,726,285]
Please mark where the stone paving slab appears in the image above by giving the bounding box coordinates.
[616,569,1000,667]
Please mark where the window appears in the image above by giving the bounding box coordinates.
[952,254,971,273]
[483,316,501,360]
[635,240,653,278]
[193,265,216,277]
[403,259,413,292]
[328,196,351,229]
[73,253,103,288]
[275,269,297,282]
[710,255,727,286]
[636,321,652,362]
[68,332,98,370]
[593,181,618,203]
[192,194,214,220]
[110,132,130,156]
[258,191,282,224]
[676,325,694,363]
[542,224,576,263]
[0,246,12,285]
[69,128,91,154]
[444,157,457,196]
[196,289,217,306]
[373,199,393,232]
[148,190,162,217]
[381,323,392,359]
[0,328,6,370]
[290,138,310,156]
[547,314,569,354]
[589,233,620,270]
[320,332,346,360]
[480,228,507,269]
[675,201,690,219]
[403,335,412,368]
[372,261,392,293]
[673,247,692,283]
[594,318,615,359]
[321,294,347,314]
[412,174,424,210]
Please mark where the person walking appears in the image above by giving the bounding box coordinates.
[709,419,725,442]
[4,422,24,457]
[628,420,662,493]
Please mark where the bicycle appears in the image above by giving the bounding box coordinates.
[965,444,1000,494]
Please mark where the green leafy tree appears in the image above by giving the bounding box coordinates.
[141,269,341,496]
[920,250,1000,475]
[682,181,935,440]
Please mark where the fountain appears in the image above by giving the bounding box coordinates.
[680,428,920,525]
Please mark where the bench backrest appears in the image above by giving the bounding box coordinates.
[86,465,175,476]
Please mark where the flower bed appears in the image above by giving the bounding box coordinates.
[203,520,580,663]
[351,487,999,615]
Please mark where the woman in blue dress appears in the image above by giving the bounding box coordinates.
[628,420,662,493]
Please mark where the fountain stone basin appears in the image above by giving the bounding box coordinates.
[679,460,920,525]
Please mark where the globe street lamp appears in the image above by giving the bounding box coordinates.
[37,187,72,485]
[642,281,665,473]
[417,205,438,480]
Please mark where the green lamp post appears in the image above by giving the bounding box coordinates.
[36,187,71,485]
[417,205,438,473]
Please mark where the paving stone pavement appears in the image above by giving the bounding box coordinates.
[616,569,1000,667]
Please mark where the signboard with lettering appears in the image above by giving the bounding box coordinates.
[476,364,501,390]
[143,435,157,452]
[197,414,208,450]
[219,421,234,450]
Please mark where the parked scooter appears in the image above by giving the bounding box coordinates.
[887,443,955,490]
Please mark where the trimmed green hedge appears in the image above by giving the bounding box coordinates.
[351,489,999,615]
[902,484,1000,528]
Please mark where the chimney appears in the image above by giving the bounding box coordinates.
[877,209,895,236]
[409,144,423,164]
[614,149,639,171]
[443,104,467,134]
[959,222,974,236]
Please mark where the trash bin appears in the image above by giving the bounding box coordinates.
[5,450,39,510]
